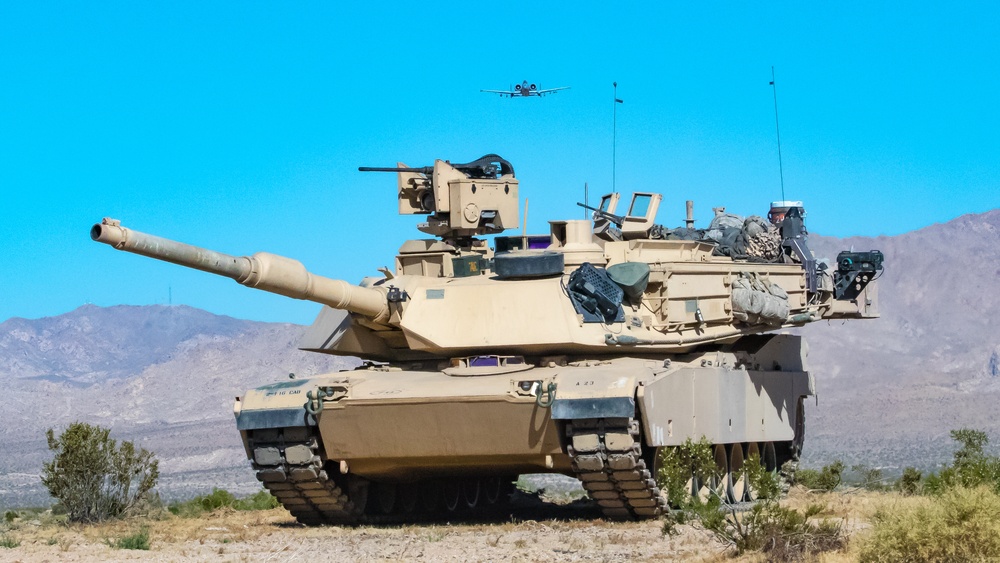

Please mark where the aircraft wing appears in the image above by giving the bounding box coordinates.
[480,89,515,96]
[535,86,570,95]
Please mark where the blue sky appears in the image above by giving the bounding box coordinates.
[2,2,998,324]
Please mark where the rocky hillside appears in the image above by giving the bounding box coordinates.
[800,209,1000,471]
[1,210,998,507]
[0,305,357,507]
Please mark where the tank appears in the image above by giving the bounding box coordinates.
[91,153,884,523]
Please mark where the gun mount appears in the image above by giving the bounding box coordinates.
[360,154,519,241]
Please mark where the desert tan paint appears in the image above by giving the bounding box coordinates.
[93,158,878,488]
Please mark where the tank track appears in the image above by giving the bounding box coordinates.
[248,426,362,525]
[247,426,517,525]
[250,423,796,524]
[565,417,668,520]
[566,417,800,520]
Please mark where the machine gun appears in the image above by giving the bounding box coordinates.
[576,202,625,228]
[359,154,515,180]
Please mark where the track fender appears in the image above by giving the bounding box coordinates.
[551,366,645,420]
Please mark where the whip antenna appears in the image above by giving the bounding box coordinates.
[612,82,624,193]
[770,66,786,201]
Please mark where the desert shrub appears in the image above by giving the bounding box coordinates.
[656,438,723,536]
[169,488,279,517]
[794,460,844,492]
[0,534,19,548]
[199,488,237,511]
[677,461,845,560]
[41,422,159,523]
[233,489,280,511]
[658,442,844,560]
[109,527,150,550]
[850,464,887,491]
[702,500,845,560]
[745,453,781,501]
[857,485,1000,562]
[656,437,717,509]
[896,467,922,495]
[923,429,1000,495]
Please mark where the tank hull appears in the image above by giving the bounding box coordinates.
[234,334,812,522]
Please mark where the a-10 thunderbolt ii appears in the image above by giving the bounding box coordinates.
[91,153,883,523]
[481,80,570,97]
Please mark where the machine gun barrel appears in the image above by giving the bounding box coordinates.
[576,202,625,227]
[90,219,390,323]
[358,166,433,174]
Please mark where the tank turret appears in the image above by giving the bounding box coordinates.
[92,153,884,525]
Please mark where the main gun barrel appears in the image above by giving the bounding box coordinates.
[91,219,390,323]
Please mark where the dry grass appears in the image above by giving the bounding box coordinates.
[852,486,1000,562]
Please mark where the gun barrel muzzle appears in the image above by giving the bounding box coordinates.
[91,221,252,280]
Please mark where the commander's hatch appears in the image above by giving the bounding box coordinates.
[591,192,663,241]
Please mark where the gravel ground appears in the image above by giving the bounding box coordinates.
[0,493,728,563]
[0,485,877,562]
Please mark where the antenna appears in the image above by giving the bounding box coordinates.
[612,82,624,193]
[522,198,529,237]
[584,182,589,219]
[770,66,786,201]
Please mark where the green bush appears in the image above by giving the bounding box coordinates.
[655,438,717,509]
[109,527,150,550]
[0,534,19,549]
[858,485,1000,562]
[169,488,279,517]
[923,429,1000,495]
[198,488,237,512]
[233,489,281,511]
[41,422,159,523]
[745,453,780,501]
[850,464,887,491]
[896,467,922,495]
[795,460,844,492]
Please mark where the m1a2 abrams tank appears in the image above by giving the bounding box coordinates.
[91,153,883,524]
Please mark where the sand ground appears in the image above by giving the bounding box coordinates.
[0,488,880,562]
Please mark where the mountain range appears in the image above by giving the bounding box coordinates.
[2,209,998,507]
